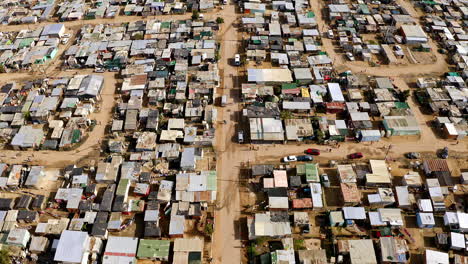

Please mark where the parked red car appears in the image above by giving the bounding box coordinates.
[348,152,363,159]
[305,149,321,155]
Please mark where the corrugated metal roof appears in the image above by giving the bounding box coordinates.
[205,171,217,191]
[423,159,450,172]
[340,183,361,203]
[173,237,204,252]
[137,239,169,259]
[273,170,288,187]
[305,163,319,182]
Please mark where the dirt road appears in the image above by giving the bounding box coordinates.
[0,10,223,32]
[211,3,244,264]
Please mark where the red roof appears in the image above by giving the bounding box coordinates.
[424,159,450,172]
[292,198,313,208]
[340,183,361,203]
[282,88,301,95]
[326,102,345,109]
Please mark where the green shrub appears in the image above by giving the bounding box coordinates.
[294,239,306,250]
[192,11,199,20]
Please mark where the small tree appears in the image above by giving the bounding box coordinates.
[316,130,325,144]
[248,243,258,257]
[399,90,411,102]
[215,46,221,61]
[0,250,10,264]
[204,222,213,235]
[216,17,224,24]
[133,33,144,40]
[280,110,293,120]
[23,111,31,121]
[192,10,200,20]
[255,237,268,246]
[293,239,306,250]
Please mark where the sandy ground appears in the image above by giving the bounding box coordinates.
[211,3,244,263]
[0,7,237,33]
[0,13,210,32]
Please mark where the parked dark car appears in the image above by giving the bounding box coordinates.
[348,152,363,159]
[438,147,448,159]
[405,152,421,159]
[297,155,313,161]
[237,130,244,144]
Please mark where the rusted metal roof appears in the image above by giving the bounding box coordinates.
[424,159,450,172]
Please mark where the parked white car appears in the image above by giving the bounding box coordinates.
[345,52,355,61]
[393,45,405,57]
[234,54,241,66]
[282,156,297,162]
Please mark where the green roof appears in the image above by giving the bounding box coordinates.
[359,4,370,14]
[188,252,202,264]
[137,239,170,259]
[71,129,81,143]
[116,179,130,196]
[281,83,297,90]
[271,251,278,264]
[307,11,315,18]
[200,31,212,36]
[394,102,409,109]
[305,163,319,182]
[447,72,460,76]
[379,226,392,236]
[0,233,8,244]
[260,253,272,264]
[19,38,35,49]
[206,171,217,191]
[296,164,305,176]
[161,22,171,28]
[422,0,436,5]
